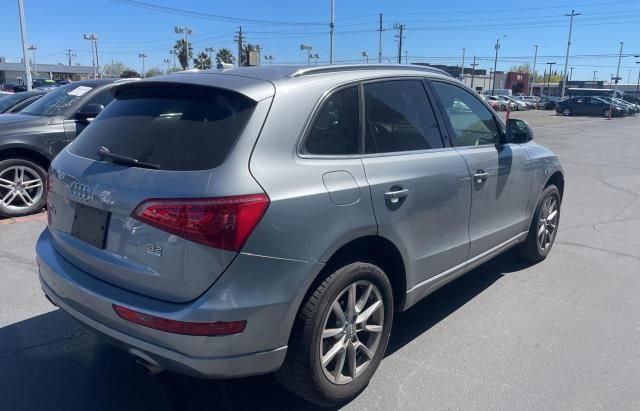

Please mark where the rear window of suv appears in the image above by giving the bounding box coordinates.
[69,83,256,171]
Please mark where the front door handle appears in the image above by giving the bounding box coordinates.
[473,171,491,183]
[384,188,409,203]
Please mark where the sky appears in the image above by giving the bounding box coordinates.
[3,0,640,82]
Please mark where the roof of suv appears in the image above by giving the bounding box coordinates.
[172,64,453,84]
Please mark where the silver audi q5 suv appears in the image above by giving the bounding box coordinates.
[37,65,564,406]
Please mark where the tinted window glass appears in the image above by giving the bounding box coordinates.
[0,93,30,113]
[304,86,359,155]
[431,81,502,147]
[364,80,443,153]
[11,96,41,113]
[69,83,256,171]
[85,89,114,109]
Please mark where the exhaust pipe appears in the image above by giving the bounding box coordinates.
[129,349,164,375]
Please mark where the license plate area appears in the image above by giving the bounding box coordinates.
[71,203,110,248]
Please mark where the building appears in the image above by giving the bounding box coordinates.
[0,57,94,84]
[411,63,506,93]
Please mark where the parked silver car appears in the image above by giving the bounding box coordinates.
[37,65,564,406]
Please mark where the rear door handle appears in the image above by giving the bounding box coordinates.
[384,188,409,203]
[473,171,491,182]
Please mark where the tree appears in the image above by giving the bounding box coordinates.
[145,67,163,78]
[174,39,193,70]
[216,48,234,65]
[193,51,212,70]
[120,69,141,78]
[103,61,126,78]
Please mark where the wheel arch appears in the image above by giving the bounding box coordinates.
[0,146,52,171]
[545,170,565,200]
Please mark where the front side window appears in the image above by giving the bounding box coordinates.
[431,81,502,147]
[364,80,444,154]
[304,86,360,155]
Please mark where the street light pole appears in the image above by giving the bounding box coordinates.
[470,56,478,89]
[362,51,368,64]
[163,58,171,74]
[561,9,580,99]
[169,50,177,71]
[569,67,574,82]
[530,44,538,96]
[174,26,193,69]
[17,0,32,91]
[300,44,313,65]
[635,57,640,102]
[138,53,147,78]
[614,41,624,92]
[83,34,99,78]
[28,45,37,78]
[592,70,598,84]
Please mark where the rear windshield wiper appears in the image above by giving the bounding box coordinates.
[97,146,160,170]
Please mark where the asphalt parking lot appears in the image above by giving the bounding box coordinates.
[1,110,639,410]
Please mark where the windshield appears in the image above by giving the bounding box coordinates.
[0,93,30,112]
[21,83,96,117]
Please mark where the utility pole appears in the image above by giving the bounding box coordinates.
[329,0,334,64]
[394,24,406,64]
[138,53,147,78]
[460,48,466,82]
[530,44,538,96]
[28,45,37,77]
[488,68,493,92]
[17,0,32,91]
[569,67,574,82]
[377,13,384,63]
[492,36,505,92]
[614,41,624,91]
[470,56,478,89]
[234,26,244,67]
[561,9,580,98]
[65,49,76,67]
[405,50,408,64]
[546,62,556,96]
[83,34,99,78]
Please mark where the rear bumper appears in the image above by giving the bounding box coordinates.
[36,228,323,378]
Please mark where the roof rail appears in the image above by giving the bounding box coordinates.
[290,64,453,78]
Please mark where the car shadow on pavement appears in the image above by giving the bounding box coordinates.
[0,251,531,411]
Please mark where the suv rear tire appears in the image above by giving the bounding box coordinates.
[276,261,394,407]
[0,158,47,218]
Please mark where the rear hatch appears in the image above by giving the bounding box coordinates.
[46,80,272,303]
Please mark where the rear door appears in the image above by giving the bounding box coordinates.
[360,79,471,288]
[47,81,270,303]
[430,80,532,258]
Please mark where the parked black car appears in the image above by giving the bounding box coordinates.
[556,96,625,117]
[0,78,137,217]
[540,96,562,110]
[0,91,46,114]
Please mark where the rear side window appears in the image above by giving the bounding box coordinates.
[364,80,444,154]
[304,86,359,155]
[69,84,256,171]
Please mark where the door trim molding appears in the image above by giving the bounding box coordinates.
[401,231,528,310]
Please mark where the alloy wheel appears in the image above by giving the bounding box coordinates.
[0,165,44,211]
[537,195,558,251]
[319,280,384,385]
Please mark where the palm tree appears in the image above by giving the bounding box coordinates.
[216,48,234,65]
[173,39,193,70]
[193,51,212,70]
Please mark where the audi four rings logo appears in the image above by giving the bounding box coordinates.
[70,182,92,201]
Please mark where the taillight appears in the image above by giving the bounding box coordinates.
[131,194,269,252]
[113,305,246,336]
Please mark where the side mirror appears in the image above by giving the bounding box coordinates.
[506,118,533,144]
[75,103,104,122]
